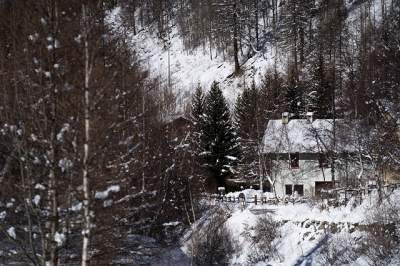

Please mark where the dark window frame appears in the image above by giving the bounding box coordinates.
[285,184,293,195]
[293,184,304,196]
[289,153,299,169]
[318,154,329,168]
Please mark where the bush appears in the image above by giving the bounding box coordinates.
[319,199,400,266]
[361,200,400,263]
[243,214,280,264]
[188,207,236,266]
[318,233,359,266]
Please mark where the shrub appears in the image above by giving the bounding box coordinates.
[361,200,400,263]
[243,214,280,264]
[318,233,359,266]
[188,207,236,266]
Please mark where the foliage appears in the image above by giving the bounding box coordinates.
[188,207,236,266]
[201,82,240,187]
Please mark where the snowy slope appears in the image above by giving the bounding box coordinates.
[107,0,391,111]
[183,189,400,265]
[106,7,284,109]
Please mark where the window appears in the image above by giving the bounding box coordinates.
[285,185,292,195]
[294,185,304,196]
[319,154,329,168]
[290,153,299,169]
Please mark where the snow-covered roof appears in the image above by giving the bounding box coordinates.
[262,119,356,154]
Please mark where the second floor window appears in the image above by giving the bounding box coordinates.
[319,154,329,168]
[290,153,299,169]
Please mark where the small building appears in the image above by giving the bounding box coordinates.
[261,113,362,198]
[164,115,192,141]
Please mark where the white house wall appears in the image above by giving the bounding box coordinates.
[271,159,362,198]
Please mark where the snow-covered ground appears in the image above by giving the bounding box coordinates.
[183,189,400,265]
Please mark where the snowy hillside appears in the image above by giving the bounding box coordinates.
[107,7,284,108]
[183,189,400,265]
[107,0,390,110]
[1,0,399,265]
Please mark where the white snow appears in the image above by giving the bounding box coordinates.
[33,157,41,164]
[58,158,73,172]
[71,202,82,212]
[0,211,6,220]
[7,227,16,239]
[54,232,65,247]
[262,119,358,153]
[225,155,238,161]
[106,8,284,110]
[95,185,120,200]
[35,183,46,190]
[32,195,41,206]
[103,199,113,207]
[163,221,181,227]
[184,189,400,265]
[56,123,70,141]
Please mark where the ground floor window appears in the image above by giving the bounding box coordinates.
[285,184,304,196]
[294,184,304,196]
[285,184,292,195]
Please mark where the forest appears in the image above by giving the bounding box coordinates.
[0,0,400,265]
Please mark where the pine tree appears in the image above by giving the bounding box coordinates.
[202,82,239,188]
[189,85,207,194]
[234,83,260,180]
[306,48,334,118]
[285,75,303,118]
[191,85,205,134]
[190,85,205,173]
[234,85,257,139]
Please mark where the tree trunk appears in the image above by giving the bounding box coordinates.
[46,1,60,264]
[255,0,259,50]
[81,3,92,266]
[233,0,240,73]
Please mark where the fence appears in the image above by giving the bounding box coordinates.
[203,182,400,207]
[204,194,291,206]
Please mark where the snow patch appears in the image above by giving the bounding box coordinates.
[32,195,41,206]
[95,185,120,200]
[0,211,6,220]
[7,227,16,239]
[35,183,46,190]
[54,232,65,247]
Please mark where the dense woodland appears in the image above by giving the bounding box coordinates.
[0,0,399,265]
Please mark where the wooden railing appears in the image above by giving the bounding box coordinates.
[203,194,280,205]
[202,183,400,207]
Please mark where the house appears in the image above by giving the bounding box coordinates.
[164,115,192,142]
[261,112,363,198]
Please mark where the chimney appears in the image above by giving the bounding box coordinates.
[282,112,289,124]
[306,112,314,123]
